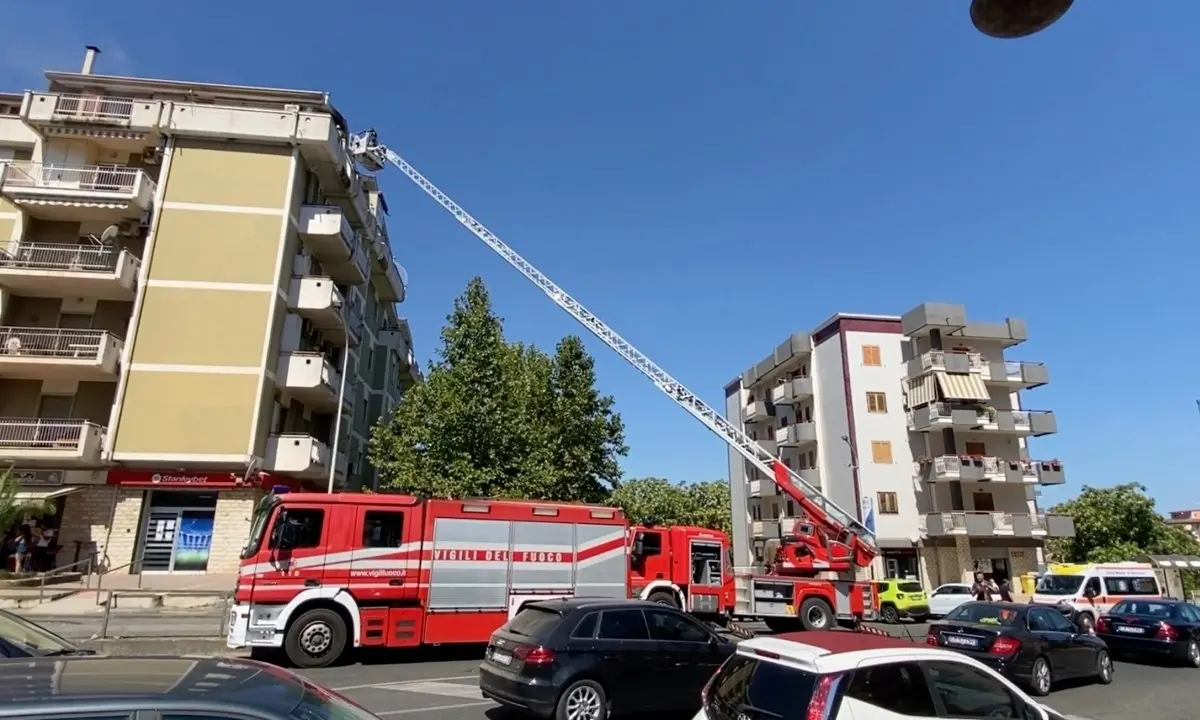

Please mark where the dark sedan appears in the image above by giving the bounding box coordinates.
[479,598,737,720]
[0,610,95,659]
[1096,598,1200,667]
[926,601,1112,696]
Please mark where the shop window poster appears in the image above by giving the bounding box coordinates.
[174,512,214,572]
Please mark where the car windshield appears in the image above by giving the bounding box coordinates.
[1035,574,1084,595]
[0,610,81,656]
[898,582,923,593]
[1111,601,1173,618]
[945,603,1021,626]
[503,606,563,638]
[241,494,279,559]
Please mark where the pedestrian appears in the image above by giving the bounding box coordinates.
[996,577,1013,602]
[13,525,32,573]
[971,571,992,601]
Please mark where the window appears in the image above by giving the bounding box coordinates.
[504,606,564,638]
[269,509,324,549]
[870,441,893,464]
[571,612,599,639]
[1044,610,1079,633]
[964,441,987,456]
[866,392,888,413]
[922,661,1020,719]
[935,585,969,596]
[877,492,899,515]
[844,661,936,717]
[1026,609,1055,632]
[705,654,816,720]
[361,511,403,548]
[645,608,711,642]
[597,609,650,641]
[1104,576,1160,596]
[1084,577,1102,597]
[861,345,882,366]
[1180,604,1200,623]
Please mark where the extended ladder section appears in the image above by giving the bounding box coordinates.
[347,130,878,566]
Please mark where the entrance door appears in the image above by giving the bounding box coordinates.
[140,510,179,572]
[138,491,219,573]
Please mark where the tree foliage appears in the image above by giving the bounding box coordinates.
[0,467,56,553]
[369,277,626,502]
[1048,483,1200,565]
[610,477,730,534]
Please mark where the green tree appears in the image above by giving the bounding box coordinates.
[0,467,56,572]
[370,278,626,502]
[610,477,730,533]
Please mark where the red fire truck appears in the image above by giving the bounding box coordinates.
[227,131,880,667]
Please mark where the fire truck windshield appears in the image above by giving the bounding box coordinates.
[241,494,279,559]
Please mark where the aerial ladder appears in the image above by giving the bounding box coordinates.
[346,130,878,581]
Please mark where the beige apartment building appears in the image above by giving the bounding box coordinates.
[0,48,421,575]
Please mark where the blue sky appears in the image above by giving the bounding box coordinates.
[2,3,1196,512]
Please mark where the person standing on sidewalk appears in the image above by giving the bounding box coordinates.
[971,572,993,601]
[996,577,1014,602]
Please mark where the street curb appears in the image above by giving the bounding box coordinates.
[78,637,245,657]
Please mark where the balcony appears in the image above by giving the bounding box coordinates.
[907,403,1057,437]
[908,350,1049,391]
[22,93,164,150]
[1034,459,1066,485]
[275,351,341,411]
[752,438,777,456]
[920,455,1038,484]
[981,360,1048,389]
[371,251,407,303]
[0,162,156,220]
[749,478,779,498]
[908,350,984,378]
[751,520,781,538]
[0,243,141,300]
[296,205,369,285]
[287,276,359,345]
[777,422,817,447]
[902,303,1028,348]
[743,401,770,424]
[0,418,105,465]
[924,512,1076,538]
[0,328,123,380]
[265,434,335,480]
[742,333,812,388]
[769,376,814,405]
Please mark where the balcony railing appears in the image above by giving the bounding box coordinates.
[1,161,152,195]
[925,511,1076,538]
[0,327,116,360]
[51,94,136,123]
[0,418,102,451]
[918,350,984,373]
[0,243,125,273]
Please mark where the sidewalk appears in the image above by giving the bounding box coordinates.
[20,607,229,641]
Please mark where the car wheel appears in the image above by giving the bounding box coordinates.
[799,597,833,631]
[1186,639,1200,668]
[1028,656,1052,697]
[1095,649,1114,684]
[880,605,900,624]
[556,679,608,720]
[284,608,347,669]
[647,590,680,608]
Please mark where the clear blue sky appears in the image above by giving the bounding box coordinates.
[3,3,1196,512]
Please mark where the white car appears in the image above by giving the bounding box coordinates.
[929,583,975,618]
[694,630,1093,720]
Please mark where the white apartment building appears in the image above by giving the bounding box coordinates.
[723,302,1073,589]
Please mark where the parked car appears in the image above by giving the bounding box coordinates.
[0,610,94,659]
[0,655,382,719]
[925,601,1112,696]
[478,597,737,720]
[874,580,930,623]
[927,582,975,618]
[695,629,1092,720]
[1095,598,1200,667]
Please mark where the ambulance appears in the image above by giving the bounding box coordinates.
[1030,562,1164,632]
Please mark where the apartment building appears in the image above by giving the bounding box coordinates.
[724,302,1074,588]
[1167,510,1200,542]
[0,47,421,575]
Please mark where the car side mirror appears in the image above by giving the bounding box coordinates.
[275,513,298,551]
[631,533,645,557]
[1083,587,1098,599]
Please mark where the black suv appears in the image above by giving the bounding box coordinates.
[479,597,736,720]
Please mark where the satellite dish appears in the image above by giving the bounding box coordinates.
[99,225,121,245]
[970,0,1074,39]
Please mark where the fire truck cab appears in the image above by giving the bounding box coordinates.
[229,490,629,668]
[627,525,734,616]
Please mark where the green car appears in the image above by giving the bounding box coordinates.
[873,580,930,624]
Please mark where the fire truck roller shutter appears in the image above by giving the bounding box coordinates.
[511,521,574,592]
[574,524,627,599]
[428,518,511,610]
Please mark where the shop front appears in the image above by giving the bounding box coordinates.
[105,470,310,575]
[4,469,103,572]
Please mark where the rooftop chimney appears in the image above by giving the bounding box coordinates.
[81,46,101,75]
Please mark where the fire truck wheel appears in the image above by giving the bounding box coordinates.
[798,597,833,631]
[646,590,679,608]
[555,679,608,720]
[285,608,347,669]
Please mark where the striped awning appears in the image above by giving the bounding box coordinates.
[1138,554,1200,569]
[935,371,991,402]
[905,375,937,408]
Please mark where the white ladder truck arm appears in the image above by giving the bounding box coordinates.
[347,129,878,573]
